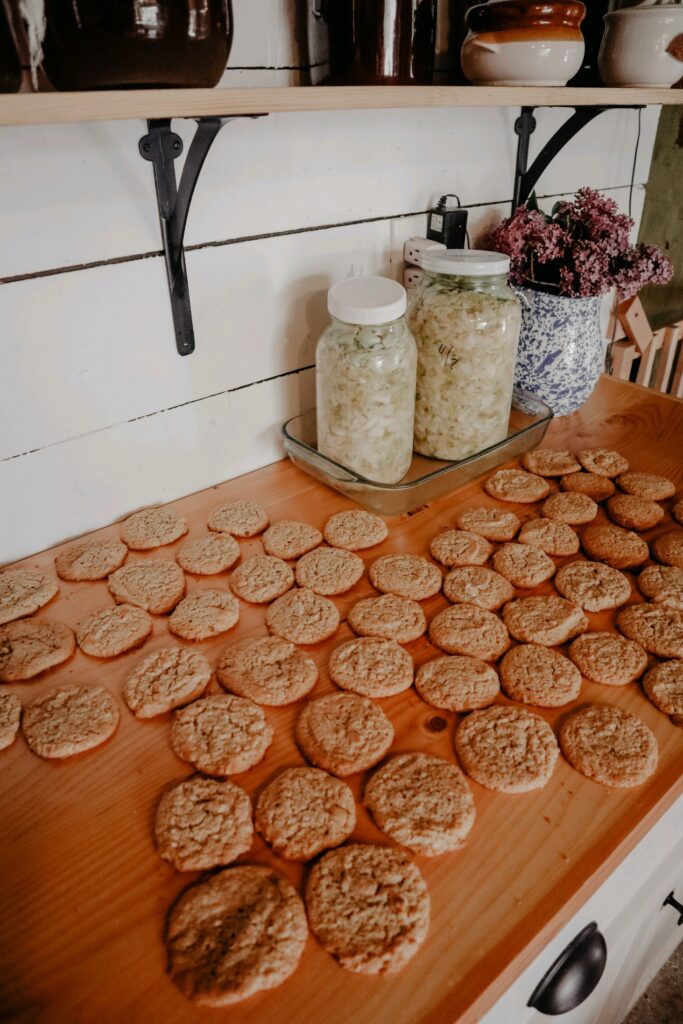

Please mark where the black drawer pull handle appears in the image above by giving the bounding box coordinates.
[663,892,683,925]
[527,922,607,1016]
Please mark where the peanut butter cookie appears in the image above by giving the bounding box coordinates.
[576,448,629,478]
[554,560,631,612]
[166,866,307,1005]
[266,588,340,645]
[492,542,556,588]
[323,510,388,551]
[484,468,550,504]
[217,636,318,706]
[108,559,186,614]
[348,594,426,644]
[560,472,616,502]
[55,538,127,581]
[568,631,647,686]
[262,520,323,560]
[672,499,683,526]
[207,500,269,538]
[580,523,649,569]
[369,554,442,601]
[637,565,683,611]
[0,567,59,626]
[429,529,492,568]
[171,694,273,776]
[295,692,394,776]
[454,705,559,793]
[616,472,676,501]
[429,604,510,660]
[0,691,21,751]
[643,660,683,715]
[22,685,119,759]
[652,531,683,570]
[500,644,582,706]
[503,596,588,646]
[154,776,253,871]
[415,655,500,711]
[175,533,240,575]
[522,449,581,477]
[443,566,514,612]
[455,506,521,542]
[364,752,476,855]
[123,648,212,718]
[617,604,683,659]
[75,604,152,657]
[606,494,664,532]
[518,518,579,557]
[295,547,364,596]
[0,618,75,682]
[542,492,598,525]
[255,766,355,861]
[229,555,294,604]
[121,507,188,550]
[328,637,414,697]
[305,845,430,975]
[559,704,657,788]
[169,589,240,642]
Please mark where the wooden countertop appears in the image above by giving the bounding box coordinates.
[1,375,682,1024]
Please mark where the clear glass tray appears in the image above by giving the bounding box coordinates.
[282,387,553,515]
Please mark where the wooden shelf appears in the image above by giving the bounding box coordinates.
[0,85,681,127]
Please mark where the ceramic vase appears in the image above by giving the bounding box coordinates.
[513,287,604,416]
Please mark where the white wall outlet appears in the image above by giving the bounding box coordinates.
[403,236,446,268]
[404,268,423,289]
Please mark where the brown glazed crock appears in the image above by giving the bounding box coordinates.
[466,1,585,39]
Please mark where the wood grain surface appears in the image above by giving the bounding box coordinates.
[0,86,679,127]
[1,375,682,1024]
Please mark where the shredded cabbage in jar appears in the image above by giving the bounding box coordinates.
[316,318,417,484]
[408,277,520,461]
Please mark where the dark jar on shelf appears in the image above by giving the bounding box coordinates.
[42,0,232,90]
[321,0,438,85]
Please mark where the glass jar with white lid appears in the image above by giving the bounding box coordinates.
[315,276,417,484]
[407,249,521,461]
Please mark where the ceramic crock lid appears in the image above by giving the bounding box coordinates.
[466,1,586,33]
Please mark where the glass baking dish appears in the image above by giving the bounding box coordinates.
[282,387,553,515]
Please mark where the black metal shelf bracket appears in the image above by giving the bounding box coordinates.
[139,114,265,356]
[512,104,644,213]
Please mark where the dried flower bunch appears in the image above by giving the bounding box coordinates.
[488,188,673,299]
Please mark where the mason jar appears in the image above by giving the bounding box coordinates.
[407,250,521,461]
[316,276,417,484]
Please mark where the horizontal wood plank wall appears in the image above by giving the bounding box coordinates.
[0,3,661,563]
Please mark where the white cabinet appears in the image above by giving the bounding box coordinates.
[481,795,683,1024]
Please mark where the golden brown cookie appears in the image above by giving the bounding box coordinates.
[0,618,75,682]
[429,529,492,568]
[517,518,580,557]
[168,589,240,642]
[295,547,364,596]
[559,704,657,788]
[262,520,323,560]
[503,596,588,646]
[328,637,414,698]
[0,691,21,751]
[305,844,430,975]
[175,534,240,575]
[369,554,442,601]
[166,866,307,1005]
[542,492,598,525]
[108,559,186,614]
[455,507,521,542]
[121,507,188,550]
[637,565,683,611]
[560,472,616,502]
[22,685,119,759]
[580,523,649,569]
[576,448,629,478]
[617,472,676,501]
[442,566,514,612]
[255,767,355,861]
[623,473,672,504]
[454,705,559,793]
[229,555,294,604]
[266,588,340,645]
[522,449,581,477]
[652,531,683,570]
[217,636,318,706]
[323,510,388,551]
[171,694,273,776]
[364,752,476,855]
[347,594,426,644]
[554,560,632,612]
[207,500,269,538]
[0,567,59,626]
[295,692,394,776]
[617,604,683,659]
[154,776,253,871]
[568,631,647,686]
[123,648,212,718]
[606,495,664,532]
[415,655,500,711]
[672,500,683,526]
[484,468,550,504]
[429,604,510,660]
[55,538,127,581]
[642,660,683,715]
[499,644,582,706]
[75,604,152,658]
[492,542,556,588]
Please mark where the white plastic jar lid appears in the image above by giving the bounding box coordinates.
[421,249,510,276]
[327,276,407,326]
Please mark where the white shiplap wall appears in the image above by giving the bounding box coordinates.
[0,4,660,564]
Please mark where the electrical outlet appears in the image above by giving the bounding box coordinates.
[403,237,446,268]
[404,267,423,289]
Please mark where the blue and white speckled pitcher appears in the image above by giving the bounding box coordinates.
[513,287,605,417]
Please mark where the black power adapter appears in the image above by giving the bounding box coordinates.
[427,194,468,249]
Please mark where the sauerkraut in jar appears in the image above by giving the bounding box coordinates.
[316,276,417,484]
[407,250,521,461]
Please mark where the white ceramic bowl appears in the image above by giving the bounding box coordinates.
[599,7,683,88]
[461,36,585,86]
